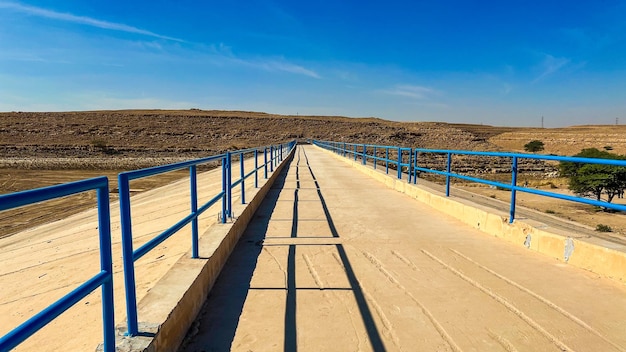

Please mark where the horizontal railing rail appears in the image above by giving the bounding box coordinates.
[119,140,296,336]
[0,177,115,352]
[313,140,626,223]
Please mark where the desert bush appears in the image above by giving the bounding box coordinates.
[91,139,108,149]
[91,139,118,155]
[596,224,613,232]
[524,140,545,153]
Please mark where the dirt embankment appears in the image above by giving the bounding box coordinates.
[489,125,626,156]
[0,110,499,169]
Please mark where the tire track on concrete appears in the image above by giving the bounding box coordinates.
[361,287,402,350]
[302,253,324,290]
[334,288,364,351]
[449,248,625,352]
[362,250,461,352]
[421,249,573,352]
[391,250,421,272]
[487,329,519,352]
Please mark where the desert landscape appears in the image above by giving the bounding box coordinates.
[1,109,625,237]
[2,110,626,351]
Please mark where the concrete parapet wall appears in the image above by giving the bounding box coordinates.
[108,149,295,352]
[319,148,626,284]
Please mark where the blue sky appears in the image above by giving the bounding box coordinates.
[1,1,625,127]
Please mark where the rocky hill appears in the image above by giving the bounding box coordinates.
[2,110,623,172]
[0,110,502,169]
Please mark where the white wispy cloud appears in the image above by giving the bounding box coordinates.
[203,44,321,78]
[0,2,320,79]
[381,84,439,99]
[532,54,570,83]
[251,59,320,78]
[0,1,185,42]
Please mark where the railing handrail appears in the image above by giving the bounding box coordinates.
[0,177,115,352]
[119,140,296,336]
[119,154,225,181]
[413,147,626,166]
[313,139,626,222]
[0,140,296,350]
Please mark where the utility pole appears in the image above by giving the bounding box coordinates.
[617,117,619,125]
[541,115,544,128]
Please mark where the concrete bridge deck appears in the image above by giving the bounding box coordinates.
[3,145,626,351]
[179,145,626,352]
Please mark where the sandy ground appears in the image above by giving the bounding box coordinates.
[181,146,626,352]
[0,157,264,351]
[456,183,626,237]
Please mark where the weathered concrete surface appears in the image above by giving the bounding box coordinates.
[180,145,626,352]
[323,146,626,283]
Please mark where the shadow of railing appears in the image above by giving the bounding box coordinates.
[177,155,294,351]
[301,147,386,351]
[179,146,386,351]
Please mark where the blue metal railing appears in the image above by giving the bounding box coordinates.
[119,140,296,336]
[313,140,626,223]
[0,178,115,352]
[0,140,295,350]
[328,142,414,182]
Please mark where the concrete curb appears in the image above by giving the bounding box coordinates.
[105,148,295,352]
[318,147,626,284]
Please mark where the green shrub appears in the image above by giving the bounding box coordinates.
[524,140,545,153]
[596,224,613,232]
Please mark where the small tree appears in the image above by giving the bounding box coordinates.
[559,148,626,204]
[524,140,544,153]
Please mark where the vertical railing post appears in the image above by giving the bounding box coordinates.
[264,147,268,179]
[96,184,115,352]
[510,156,518,223]
[445,152,452,197]
[270,146,274,172]
[190,165,199,258]
[363,144,367,165]
[240,152,245,204]
[397,147,402,179]
[386,147,389,174]
[413,150,418,184]
[343,142,346,157]
[254,149,259,188]
[373,146,377,170]
[354,145,357,161]
[226,151,232,218]
[118,173,139,336]
[221,156,227,223]
[407,149,413,183]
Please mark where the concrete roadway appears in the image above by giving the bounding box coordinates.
[180,145,626,352]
